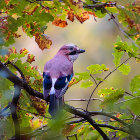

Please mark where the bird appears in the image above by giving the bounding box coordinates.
[43,44,85,117]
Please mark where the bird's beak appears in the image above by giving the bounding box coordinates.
[76,49,85,53]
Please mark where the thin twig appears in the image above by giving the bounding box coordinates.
[97,123,127,133]
[125,91,134,97]
[89,111,127,125]
[67,118,85,124]
[86,57,130,111]
[90,74,98,85]
[116,96,140,104]
[65,98,102,102]
[83,2,116,9]
[0,103,10,118]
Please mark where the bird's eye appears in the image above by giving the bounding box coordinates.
[69,47,73,51]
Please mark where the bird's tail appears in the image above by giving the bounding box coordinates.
[49,94,63,118]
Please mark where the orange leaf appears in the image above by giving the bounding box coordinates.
[75,11,89,23]
[67,11,75,22]
[116,113,121,118]
[68,77,80,87]
[52,18,68,28]
[5,0,10,4]
[35,33,52,50]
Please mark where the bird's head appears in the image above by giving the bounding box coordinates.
[58,44,85,62]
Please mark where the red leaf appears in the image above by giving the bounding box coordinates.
[26,54,35,64]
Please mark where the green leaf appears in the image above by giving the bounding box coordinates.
[87,64,108,74]
[122,96,140,115]
[130,75,140,94]
[118,63,131,75]
[98,88,124,109]
[95,10,106,18]
[106,7,118,13]
[114,36,139,58]
[112,48,124,67]
[75,72,90,80]
[34,10,54,23]
[80,80,93,88]
[96,77,104,81]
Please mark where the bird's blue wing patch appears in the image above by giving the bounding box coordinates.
[43,72,52,100]
[55,74,73,98]
[43,72,52,90]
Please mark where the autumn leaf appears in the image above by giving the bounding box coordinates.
[68,77,81,87]
[52,18,68,28]
[30,96,47,116]
[35,33,52,50]
[24,5,39,15]
[9,47,17,54]
[67,11,75,22]
[62,124,76,136]
[26,54,35,64]
[5,0,10,4]
[75,11,89,23]
[20,48,29,55]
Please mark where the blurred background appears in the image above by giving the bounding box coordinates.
[11,14,140,111]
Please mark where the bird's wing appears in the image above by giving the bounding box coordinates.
[43,72,52,100]
[55,74,73,98]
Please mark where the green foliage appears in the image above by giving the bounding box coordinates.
[98,88,124,109]
[112,47,124,67]
[80,80,93,88]
[87,64,108,74]
[113,36,139,58]
[75,72,90,80]
[130,74,140,94]
[0,0,140,139]
[118,63,131,75]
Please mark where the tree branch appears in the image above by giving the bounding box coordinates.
[83,2,116,9]
[0,104,10,118]
[90,74,97,85]
[67,118,128,133]
[64,104,110,140]
[10,85,21,140]
[89,111,127,125]
[67,118,85,124]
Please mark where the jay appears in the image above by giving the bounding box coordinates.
[43,44,85,117]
